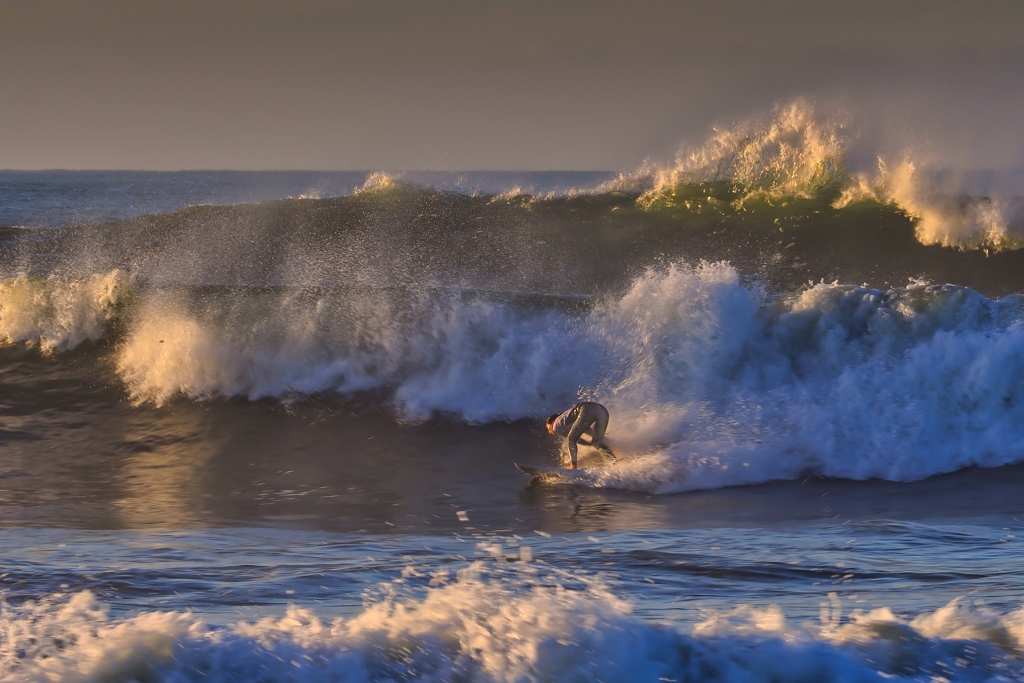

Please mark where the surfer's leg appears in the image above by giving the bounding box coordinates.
[566,415,592,468]
[587,404,617,461]
[567,404,615,464]
[595,443,617,461]
[588,405,608,441]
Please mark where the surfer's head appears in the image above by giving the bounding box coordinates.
[545,414,559,434]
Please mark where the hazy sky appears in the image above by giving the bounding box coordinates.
[1,0,1022,170]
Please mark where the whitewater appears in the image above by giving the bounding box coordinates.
[4,104,1024,682]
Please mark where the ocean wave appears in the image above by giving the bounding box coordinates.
[611,99,1024,251]
[543,264,1024,492]
[8,263,1024,490]
[3,106,1021,261]
[3,565,1023,682]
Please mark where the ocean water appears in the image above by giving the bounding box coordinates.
[4,105,1024,682]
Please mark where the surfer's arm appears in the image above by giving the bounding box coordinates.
[566,438,579,467]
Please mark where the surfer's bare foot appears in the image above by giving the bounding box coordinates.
[567,463,577,470]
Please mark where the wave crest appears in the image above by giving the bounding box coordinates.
[629,100,849,208]
[0,270,127,352]
[611,99,1024,252]
[838,158,1024,251]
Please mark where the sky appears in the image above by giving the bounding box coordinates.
[1,0,1022,171]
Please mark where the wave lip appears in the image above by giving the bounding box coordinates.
[838,159,1024,251]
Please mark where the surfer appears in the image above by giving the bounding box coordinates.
[546,402,617,469]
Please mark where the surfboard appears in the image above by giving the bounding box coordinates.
[515,462,589,479]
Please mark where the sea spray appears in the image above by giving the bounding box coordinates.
[634,99,851,206]
[114,286,588,413]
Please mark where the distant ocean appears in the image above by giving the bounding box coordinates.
[4,104,1024,682]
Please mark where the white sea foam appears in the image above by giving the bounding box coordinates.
[3,568,1023,682]
[0,270,127,352]
[114,287,586,415]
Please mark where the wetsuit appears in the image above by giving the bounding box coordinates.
[550,402,616,467]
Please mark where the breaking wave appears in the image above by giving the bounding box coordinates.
[838,158,1024,251]
[4,564,1024,682]
[610,100,1024,251]
[6,261,1024,492]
